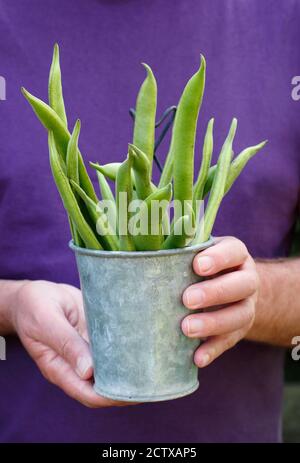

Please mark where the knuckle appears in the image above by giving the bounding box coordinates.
[239,242,249,260]
[223,335,237,352]
[205,316,217,333]
[214,282,227,303]
[60,336,74,360]
[247,272,259,295]
[227,236,241,247]
[245,300,256,326]
[240,303,255,327]
[38,362,56,385]
[229,237,249,260]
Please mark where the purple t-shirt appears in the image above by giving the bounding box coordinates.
[0,0,298,443]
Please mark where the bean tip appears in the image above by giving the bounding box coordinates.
[52,44,60,64]
[230,117,238,132]
[127,149,134,162]
[21,87,30,99]
[128,143,137,158]
[141,62,155,79]
[89,161,101,170]
[200,54,206,69]
[256,139,268,151]
[166,182,173,195]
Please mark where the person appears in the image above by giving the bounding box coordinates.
[0,0,299,443]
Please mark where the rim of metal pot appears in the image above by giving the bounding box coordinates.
[69,236,214,258]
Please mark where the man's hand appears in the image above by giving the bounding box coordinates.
[9,280,134,408]
[182,236,258,367]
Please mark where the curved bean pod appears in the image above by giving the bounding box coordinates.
[225,140,267,193]
[171,55,206,216]
[66,119,81,183]
[96,171,117,233]
[128,143,153,199]
[203,164,217,197]
[161,214,194,250]
[193,117,214,215]
[70,180,119,251]
[132,183,172,251]
[68,216,82,247]
[91,162,126,182]
[90,160,156,192]
[201,118,237,242]
[96,171,115,203]
[116,154,135,251]
[133,63,157,176]
[66,120,82,245]
[22,88,97,203]
[203,141,266,198]
[48,43,67,127]
[48,132,101,249]
[158,149,173,188]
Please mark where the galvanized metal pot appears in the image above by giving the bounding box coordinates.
[70,238,214,402]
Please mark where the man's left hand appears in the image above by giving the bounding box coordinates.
[182,236,258,367]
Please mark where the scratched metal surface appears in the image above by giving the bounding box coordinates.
[71,239,214,402]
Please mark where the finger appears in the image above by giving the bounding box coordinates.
[183,268,258,309]
[193,325,251,368]
[60,284,89,342]
[182,299,255,338]
[60,283,82,302]
[193,236,249,276]
[31,310,93,380]
[35,347,137,408]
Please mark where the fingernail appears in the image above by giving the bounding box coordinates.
[186,318,204,335]
[196,256,214,273]
[76,357,92,378]
[198,353,210,367]
[185,287,204,308]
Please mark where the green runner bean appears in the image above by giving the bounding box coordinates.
[193,117,214,214]
[48,131,101,249]
[116,153,135,251]
[48,43,67,127]
[70,180,119,251]
[22,88,97,202]
[171,55,206,217]
[133,63,157,176]
[201,118,237,242]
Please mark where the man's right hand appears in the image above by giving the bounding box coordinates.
[8,280,135,408]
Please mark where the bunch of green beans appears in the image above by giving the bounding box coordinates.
[22,44,267,251]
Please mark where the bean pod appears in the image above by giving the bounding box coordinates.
[48,131,101,249]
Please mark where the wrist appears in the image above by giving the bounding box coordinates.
[246,258,295,346]
[0,280,31,334]
[246,260,272,342]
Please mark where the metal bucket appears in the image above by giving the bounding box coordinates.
[70,238,214,402]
